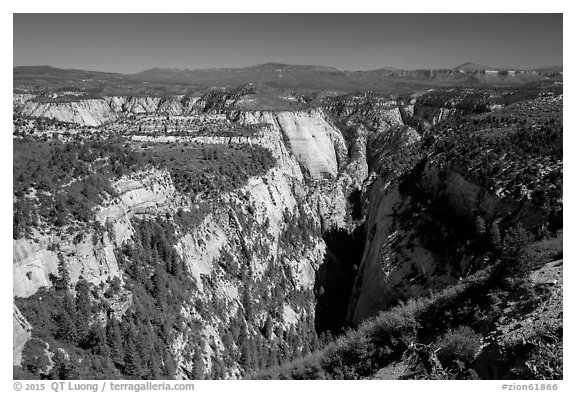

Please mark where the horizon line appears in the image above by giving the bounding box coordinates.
[13,61,564,75]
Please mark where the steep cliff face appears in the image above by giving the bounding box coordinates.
[14,86,560,379]
[231,109,347,180]
[347,157,548,325]
[13,101,356,377]
[418,162,547,230]
[347,173,458,325]
[18,95,206,127]
[232,108,360,230]
[345,89,558,326]
[21,99,119,127]
[13,238,60,298]
[274,110,342,179]
[12,168,178,363]
[166,163,326,378]
[14,168,176,299]
[13,162,327,377]
[13,305,32,365]
[323,95,404,133]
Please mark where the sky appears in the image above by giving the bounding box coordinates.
[13,14,563,73]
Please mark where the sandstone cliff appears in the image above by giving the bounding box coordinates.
[13,102,355,377]
[14,87,560,379]
[19,95,207,127]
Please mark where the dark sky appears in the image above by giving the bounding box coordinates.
[13,14,563,73]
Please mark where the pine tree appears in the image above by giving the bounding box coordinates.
[56,253,71,290]
[147,354,162,380]
[162,349,176,379]
[211,357,224,379]
[263,315,273,339]
[268,346,279,367]
[91,324,110,357]
[106,318,125,364]
[22,339,51,375]
[310,331,319,351]
[123,321,143,378]
[489,219,502,250]
[237,322,252,369]
[56,292,78,343]
[75,279,91,345]
[192,348,205,380]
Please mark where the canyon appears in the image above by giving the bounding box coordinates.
[12,77,563,379]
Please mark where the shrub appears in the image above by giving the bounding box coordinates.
[436,326,482,367]
[21,338,51,376]
[523,330,563,380]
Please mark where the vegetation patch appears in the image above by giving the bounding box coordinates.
[15,217,197,380]
[133,142,276,198]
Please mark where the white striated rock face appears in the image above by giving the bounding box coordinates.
[232,109,359,231]
[13,305,32,365]
[120,97,163,114]
[167,164,327,378]
[13,238,60,298]
[176,219,227,290]
[62,234,122,286]
[13,99,362,374]
[232,109,348,180]
[18,95,194,126]
[13,231,124,298]
[99,169,177,222]
[275,110,342,179]
[13,168,179,363]
[237,166,325,287]
[21,99,119,127]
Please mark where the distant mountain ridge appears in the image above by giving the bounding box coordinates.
[13,62,563,95]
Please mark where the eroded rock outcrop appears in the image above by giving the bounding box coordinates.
[347,178,458,325]
[19,95,204,127]
[21,99,119,127]
[13,237,60,298]
[12,111,340,376]
[13,305,32,365]
[274,110,342,179]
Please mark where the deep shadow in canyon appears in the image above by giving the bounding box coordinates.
[314,222,366,334]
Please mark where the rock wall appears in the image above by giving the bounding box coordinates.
[20,99,119,127]
[347,161,548,326]
[275,110,342,179]
[18,95,206,127]
[12,105,349,376]
[12,168,179,363]
[13,238,60,298]
[18,92,464,374]
[346,177,461,325]
[233,109,359,230]
[161,159,327,377]
[419,162,546,229]
[13,305,32,365]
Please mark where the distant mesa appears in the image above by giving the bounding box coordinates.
[453,62,494,72]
